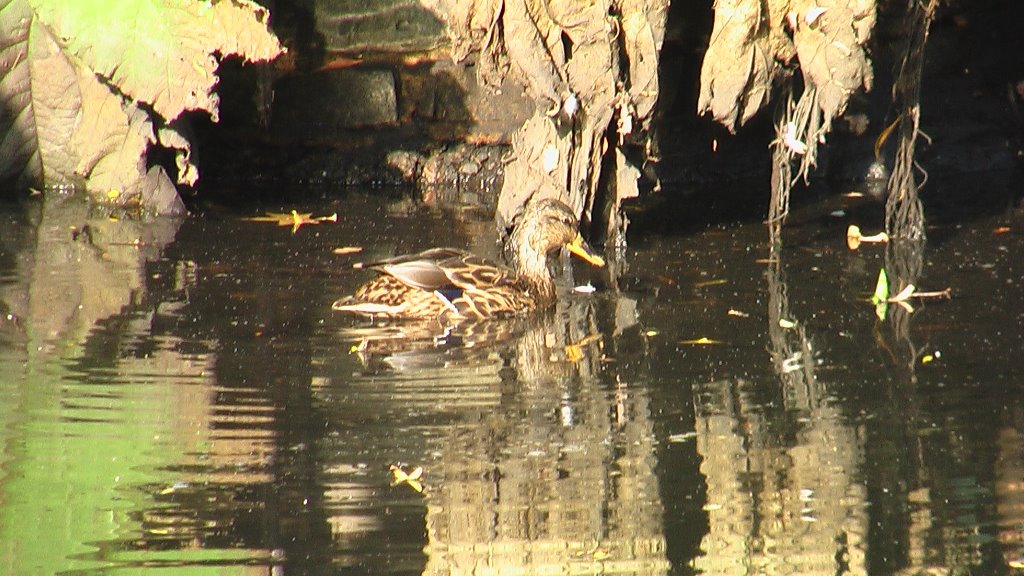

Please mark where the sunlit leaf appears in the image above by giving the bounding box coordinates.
[874,115,901,161]
[390,464,424,493]
[847,225,890,250]
[871,268,889,305]
[31,0,282,123]
[667,432,697,443]
[564,333,602,362]
[921,354,934,364]
[890,284,916,302]
[0,0,281,209]
[565,345,584,362]
[778,318,797,329]
[333,246,363,255]
[244,210,336,233]
[727,309,749,318]
[679,337,721,345]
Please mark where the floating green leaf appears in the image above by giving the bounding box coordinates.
[871,268,889,306]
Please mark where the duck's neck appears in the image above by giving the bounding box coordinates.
[508,227,556,300]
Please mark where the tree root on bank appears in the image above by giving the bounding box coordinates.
[423,0,668,245]
[697,0,876,247]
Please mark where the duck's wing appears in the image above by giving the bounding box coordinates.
[442,255,514,292]
[373,250,513,294]
[368,247,465,267]
[343,248,526,319]
[368,248,468,292]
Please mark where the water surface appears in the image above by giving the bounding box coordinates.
[0,183,1021,575]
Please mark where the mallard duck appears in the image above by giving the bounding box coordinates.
[332,198,605,320]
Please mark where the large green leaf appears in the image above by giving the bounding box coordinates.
[27,14,80,184]
[0,4,177,209]
[0,0,282,211]
[30,0,283,122]
[0,0,43,186]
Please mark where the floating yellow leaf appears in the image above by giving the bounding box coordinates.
[333,246,363,255]
[679,337,721,345]
[564,333,602,362]
[390,464,424,493]
[565,345,583,363]
[847,225,889,250]
[244,210,337,233]
[921,354,934,364]
[778,318,797,329]
[106,189,120,199]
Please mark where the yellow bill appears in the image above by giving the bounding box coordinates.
[566,233,605,267]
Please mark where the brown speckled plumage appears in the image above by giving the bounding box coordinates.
[332,199,604,320]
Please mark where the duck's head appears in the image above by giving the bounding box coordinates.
[507,198,605,297]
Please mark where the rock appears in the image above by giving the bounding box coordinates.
[271,69,398,137]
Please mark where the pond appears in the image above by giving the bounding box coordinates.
[0,177,1021,575]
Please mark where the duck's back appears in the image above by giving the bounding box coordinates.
[334,248,536,320]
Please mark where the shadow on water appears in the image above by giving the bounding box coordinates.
[0,182,1022,574]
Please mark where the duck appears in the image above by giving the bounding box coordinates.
[332,198,605,320]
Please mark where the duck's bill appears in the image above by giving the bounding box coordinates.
[567,233,605,267]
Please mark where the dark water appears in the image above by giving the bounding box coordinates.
[0,182,1022,575]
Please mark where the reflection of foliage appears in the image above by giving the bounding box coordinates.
[885,0,937,240]
[0,0,282,212]
[765,260,818,404]
[879,240,925,375]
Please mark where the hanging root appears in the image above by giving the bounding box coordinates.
[884,0,938,240]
